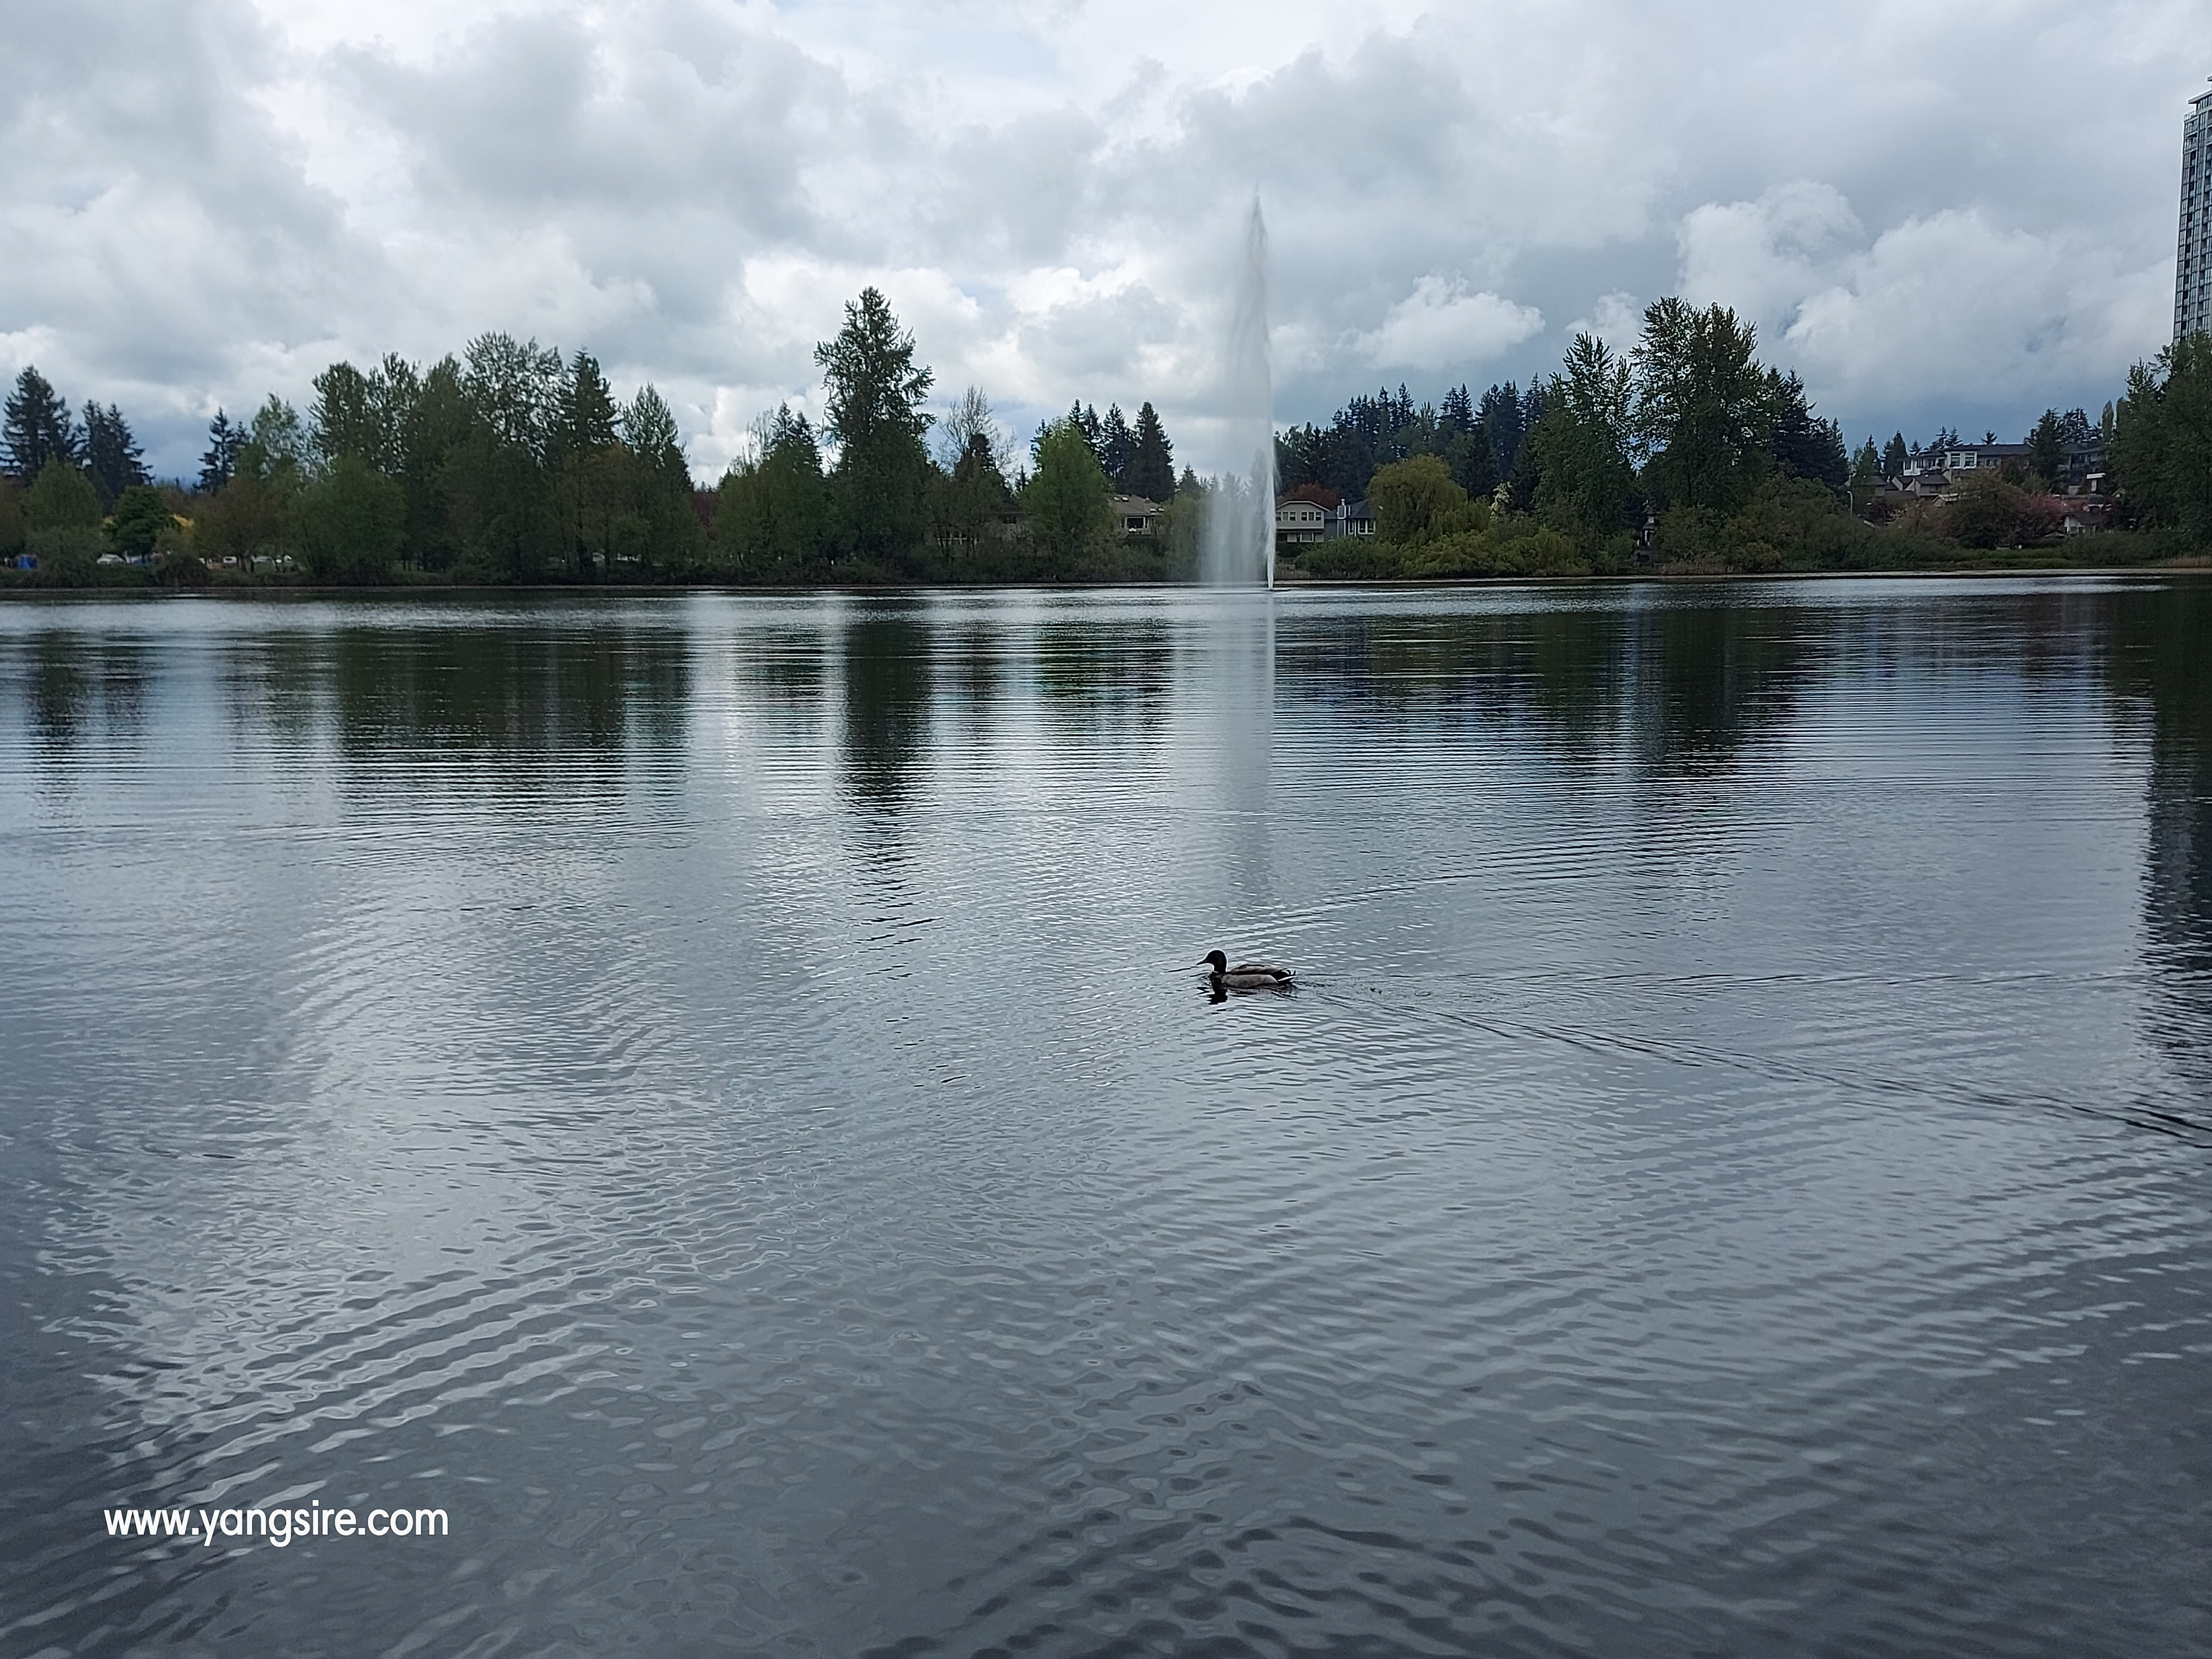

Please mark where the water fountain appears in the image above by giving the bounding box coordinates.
[1202,199,1276,589]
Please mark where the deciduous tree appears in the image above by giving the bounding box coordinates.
[1023,419,1112,557]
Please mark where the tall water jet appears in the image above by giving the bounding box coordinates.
[1202,199,1276,588]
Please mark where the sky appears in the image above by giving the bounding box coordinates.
[2,0,2206,481]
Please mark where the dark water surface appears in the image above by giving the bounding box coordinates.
[1,578,2208,1658]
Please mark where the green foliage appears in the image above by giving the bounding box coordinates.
[462,334,563,460]
[715,407,829,574]
[403,358,470,568]
[1768,372,1848,492]
[817,287,934,561]
[0,477,22,554]
[1647,474,1888,573]
[1942,471,2053,550]
[1524,334,1639,551]
[249,396,309,477]
[1023,420,1113,558]
[1127,402,1176,500]
[1369,454,1467,543]
[1633,299,1773,515]
[110,484,174,558]
[192,472,290,566]
[83,402,146,506]
[2027,409,2067,487]
[549,353,622,577]
[616,385,703,570]
[299,454,406,580]
[27,523,104,580]
[442,425,556,581]
[2112,335,2212,543]
[4,366,80,480]
[1881,433,1908,480]
[25,459,101,531]
[310,362,381,468]
[931,432,1015,555]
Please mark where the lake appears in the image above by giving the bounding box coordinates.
[0,578,2207,1657]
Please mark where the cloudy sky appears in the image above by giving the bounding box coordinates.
[3,0,2205,480]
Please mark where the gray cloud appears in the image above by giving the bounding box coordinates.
[0,0,2202,478]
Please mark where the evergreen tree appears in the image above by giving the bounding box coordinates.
[1479,381,1526,482]
[4,367,81,481]
[936,431,1014,551]
[1769,372,1848,494]
[615,383,701,570]
[2112,333,2212,541]
[1881,432,1908,481]
[815,287,934,562]
[1127,402,1175,501]
[2027,409,2067,485]
[1098,404,1136,492]
[81,402,146,505]
[716,405,830,572]
[1440,384,1475,434]
[553,351,621,576]
[199,410,243,492]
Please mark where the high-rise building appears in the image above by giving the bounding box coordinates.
[2178,86,2212,342]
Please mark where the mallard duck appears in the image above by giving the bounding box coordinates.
[1201,950,1294,990]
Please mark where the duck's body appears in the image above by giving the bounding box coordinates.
[1203,949,1294,991]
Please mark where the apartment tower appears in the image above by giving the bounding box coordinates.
[2179,86,2212,341]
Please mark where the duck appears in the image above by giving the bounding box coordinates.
[1201,949,1294,991]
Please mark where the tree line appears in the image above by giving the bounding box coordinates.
[6,285,2211,588]
[0,288,1196,586]
[1291,299,2212,579]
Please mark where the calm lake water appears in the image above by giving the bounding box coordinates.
[0,578,2207,1658]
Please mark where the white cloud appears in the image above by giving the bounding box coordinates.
[1672,182,2172,427]
[1567,291,1644,350]
[1679,181,1865,339]
[1365,276,1545,370]
[0,0,2202,476]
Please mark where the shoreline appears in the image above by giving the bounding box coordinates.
[2,561,2208,601]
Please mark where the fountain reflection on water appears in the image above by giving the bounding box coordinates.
[1201,198,1276,589]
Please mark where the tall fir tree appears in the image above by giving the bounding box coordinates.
[1098,404,1136,492]
[4,366,81,481]
[82,401,147,506]
[815,286,934,561]
[1127,402,1175,500]
[199,410,243,491]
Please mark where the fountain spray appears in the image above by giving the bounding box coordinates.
[1202,198,1275,588]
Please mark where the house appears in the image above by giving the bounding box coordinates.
[1111,496,1164,537]
[1275,497,1328,543]
[2062,499,2120,535]
[1326,499,1375,540]
[1904,442,2033,480]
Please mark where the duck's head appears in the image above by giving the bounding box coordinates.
[1201,950,1228,973]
